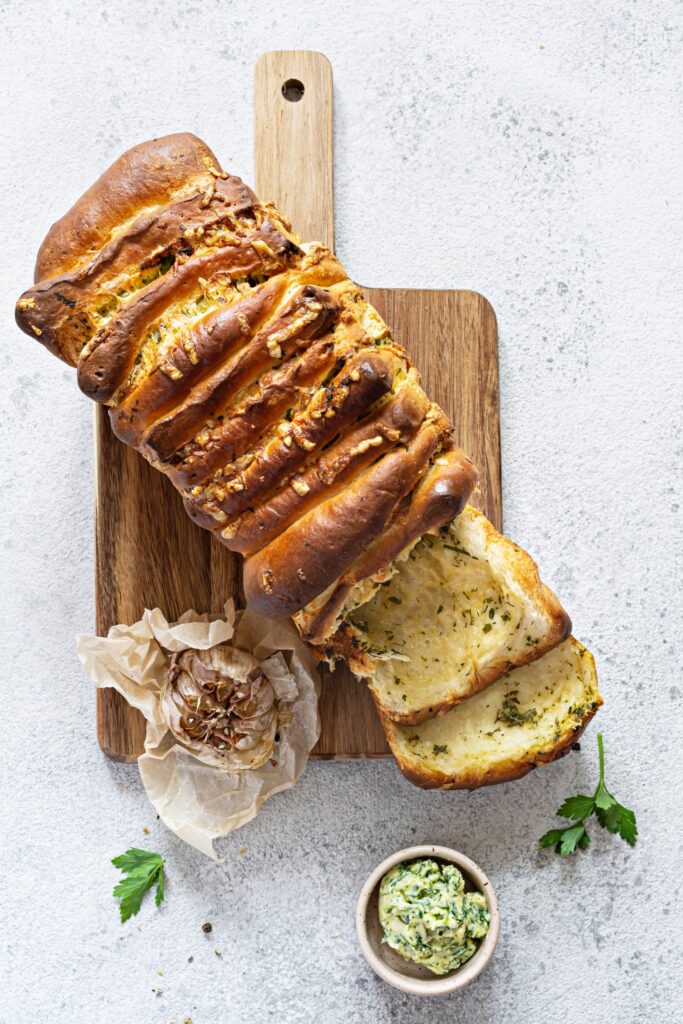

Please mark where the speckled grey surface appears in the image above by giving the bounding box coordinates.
[1,1,682,1021]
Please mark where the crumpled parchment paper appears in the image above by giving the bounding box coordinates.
[76,601,320,859]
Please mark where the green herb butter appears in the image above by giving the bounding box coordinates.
[378,858,490,975]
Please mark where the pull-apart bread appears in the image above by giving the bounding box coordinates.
[16,133,601,787]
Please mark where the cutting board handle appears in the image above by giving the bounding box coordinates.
[254,51,335,249]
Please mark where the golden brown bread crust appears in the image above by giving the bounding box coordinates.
[111,281,337,457]
[17,134,459,620]
[387,708,599,789]
[242,408,451,616]
[182,347,406,532]
[77,222,299,403]
[34,133,221,282]
[18,173,259,368]
[142,285,338,463]
[381,640,602,789]
[229,372,432,556]
[165,334,341,490]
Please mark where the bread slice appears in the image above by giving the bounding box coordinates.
[321,505,571,724]
[381,637,602,789]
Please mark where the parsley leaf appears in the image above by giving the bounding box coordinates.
[558,824,588,856]
[594,784,616,811]
[539,827,568,848]
[539,733,637,856]
[539,823,589,855]
[112,848,165,923]
[557,794,595,820]
[596,801,638,846]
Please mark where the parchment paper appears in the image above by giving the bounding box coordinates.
[77,602,320,859]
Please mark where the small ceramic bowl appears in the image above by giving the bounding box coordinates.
[356,844,499,996]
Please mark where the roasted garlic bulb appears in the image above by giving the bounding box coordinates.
[162,644,292,771]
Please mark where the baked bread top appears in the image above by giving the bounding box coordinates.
[16,133,476,620]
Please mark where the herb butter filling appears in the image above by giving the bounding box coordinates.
[378,858,490,975]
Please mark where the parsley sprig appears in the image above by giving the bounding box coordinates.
[540,732,637,856]
[112,848,165,922]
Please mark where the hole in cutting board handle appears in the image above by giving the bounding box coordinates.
[282,78,305,102]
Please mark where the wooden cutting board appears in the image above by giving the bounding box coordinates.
[95,51,501,762]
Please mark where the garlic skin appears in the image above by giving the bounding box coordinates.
[161,644,290,771]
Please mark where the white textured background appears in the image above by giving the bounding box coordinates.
[1,1,681,1022]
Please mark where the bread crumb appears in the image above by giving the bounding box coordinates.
[142,826,150,834]
[239,848,247,855]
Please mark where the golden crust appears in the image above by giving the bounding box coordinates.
[381,638,602,789]
[242,409,450,617]
[77,222,298,403]
[111,281,337,456]
[34,133,221,282]
[229,372,431,555]
[183,347,408,532]
[390,709,599,789]
[16,174,259,368]
[165,335,341,490]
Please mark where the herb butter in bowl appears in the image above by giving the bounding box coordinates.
[356,845,499,995]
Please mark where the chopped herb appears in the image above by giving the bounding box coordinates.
[496,689,538,726]
[432,744,449,755]
[158,253,175,275]
[55,291,76,308]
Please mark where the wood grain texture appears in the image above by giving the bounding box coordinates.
[95,50,501,762]
[254,51,334,249]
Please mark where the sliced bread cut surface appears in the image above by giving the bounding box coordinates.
[341,505,571,724]
[382,637,602,789]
